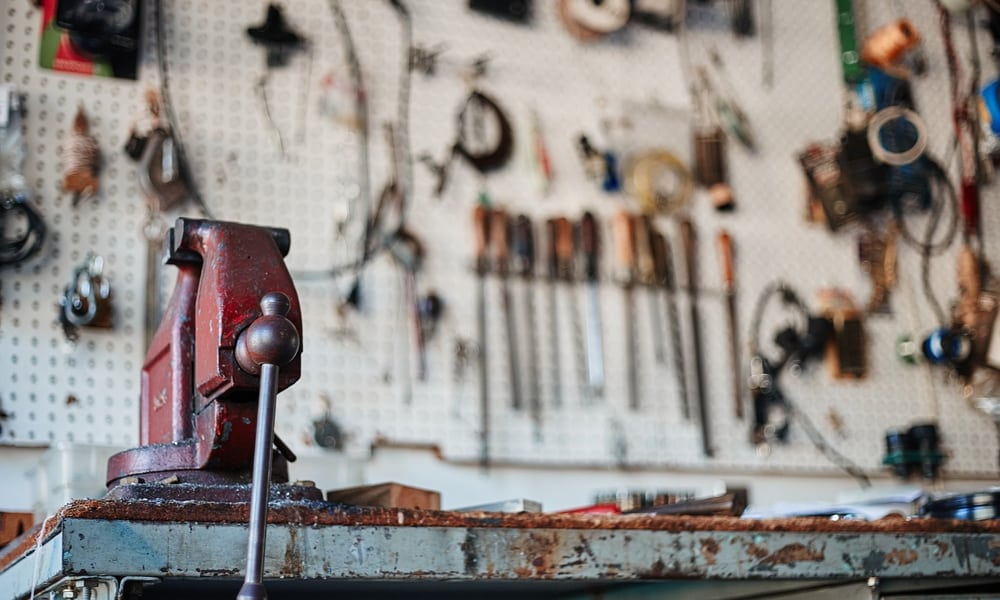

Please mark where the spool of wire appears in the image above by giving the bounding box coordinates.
[866,106,927,166]
[861,19,921,71]
[625,149,694,214]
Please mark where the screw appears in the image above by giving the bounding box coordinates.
[292,480,315,488]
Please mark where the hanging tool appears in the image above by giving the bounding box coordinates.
[635,214,666,365]
[492,208,523,410]
[580,211,605,400]
[558,216,587,404]
[473,205,491,467]
[423,89,514,197]
[717,229,742,419]
[545,218,563,409]
[61,106,101,206]
[59,253,114,342]
[0,87,46,268]
[246,3,309,159]
[391,230,424,385]
[514,215,541,433]
[680,218,713,457]
[651,228,689,420]
[613,210,639,410]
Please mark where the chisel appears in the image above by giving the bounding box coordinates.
[651,229,689,420]
[717,229,743,419]
[612,210,639,410]
[492,208,523,410]
[680,218,713,457]
[545,218,563,409]
[473,204,491,467]
[580,211,605,400]
[514,215,541,434]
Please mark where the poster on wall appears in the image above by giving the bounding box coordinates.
[38,0,142,80]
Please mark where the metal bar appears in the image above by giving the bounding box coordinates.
[238,363,279,600]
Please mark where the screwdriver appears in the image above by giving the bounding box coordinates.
[473,204,491,468]
[514,215,541,435]
[717,229,742,419]
[580,211,605,401]
[545,218,563,409]
[651,228,689,420]
[612,210,639,411]
[634,214,667,365]
[555,217,587,404]
[680,218,713,457]
[491,208,523,411]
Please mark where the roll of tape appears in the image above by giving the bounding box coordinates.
[866,106,927,166]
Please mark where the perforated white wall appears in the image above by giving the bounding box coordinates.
[1,0,999,478]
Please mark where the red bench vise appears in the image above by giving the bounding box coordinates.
[106,218,318,501]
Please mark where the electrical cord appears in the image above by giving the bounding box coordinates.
[892,157,957,324]
[152,0,214,220]
[749,281,872,489]
[295,0,414,282]
[0,194,46,267]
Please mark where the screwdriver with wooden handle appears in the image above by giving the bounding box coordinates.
[651,228,689,420]
[635,215,667,365]
[491,208,523,411]
[613,210,639,411]
[580,211,605,401]
[514,215,541,434]
[473,204,491,468]
[555,217,587,404]
[544,218,563,409]
[717,229,743,419]
[680,218,713,457]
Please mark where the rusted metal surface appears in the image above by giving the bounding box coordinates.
[39,499,1000,534]
[3,499,1000,592]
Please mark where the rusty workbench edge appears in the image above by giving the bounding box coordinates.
[3,498,1000,573]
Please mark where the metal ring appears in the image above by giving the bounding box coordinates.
[866,106,927,166]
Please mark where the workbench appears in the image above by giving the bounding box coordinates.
[2,497,999,599]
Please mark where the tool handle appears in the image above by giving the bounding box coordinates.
[651,229,668,285]
[634,215,655,284]
[717,229,734,291]
[545,218,559,278]
[513,214,535,278]
[491,208,509,273]
[580,211,600,281]
[612,210,635,279]
[680,218,698,288]
[473,204,490,271]
[554,216,575,279]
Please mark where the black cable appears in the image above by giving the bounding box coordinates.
[0,194,46,267]
[893,158,957,325]
[295,0,414,281]
[749,280,872,489]
[784,394,872,488]
[152,0,213,220]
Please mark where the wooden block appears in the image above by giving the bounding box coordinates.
[0,512,33,548]
[326,482,441,510]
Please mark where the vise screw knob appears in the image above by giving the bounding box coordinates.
[236,292,300,375]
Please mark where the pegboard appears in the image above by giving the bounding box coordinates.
[2,0,1000,480]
